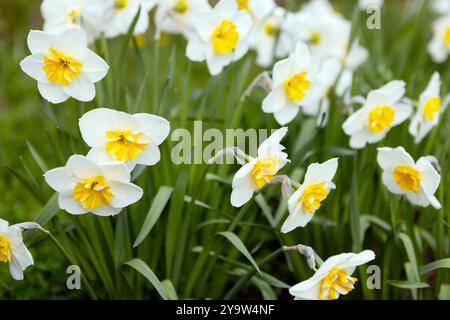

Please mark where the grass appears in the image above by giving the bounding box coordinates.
[0,0,449,299]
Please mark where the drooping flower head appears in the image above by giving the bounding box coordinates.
[44,155,144,216]
[377,147,441,209]
[289,250,375,300]
[79,108,170,171]
[20,29,109,103]
[281,158,338,233]
[231,127,289,207]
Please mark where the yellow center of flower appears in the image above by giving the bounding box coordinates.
[284,72,311,102]
[423,97,441,121]
[319,267,358,300]
[73,176,114,209]
[67,7,81,25]
[237,0,249,11]
[393,165,421,193]
[443,27,450,46]
[105,130,148,162]
[263,22,277,36]
[43,48,83,86]
[174,0,188,14]
[310,31,321,45]
[250,156,279,189]
[300,182,329,213]
[115,0,128,10]
[212,20,240,54]
[367,105,395,133]
[0,235,12,263]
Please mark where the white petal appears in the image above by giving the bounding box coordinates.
[58,193,88,215]
[136,145,161,166]
[392,102,412,126]
[133,113,171,145]
[82,49,109,83]
[230,178,255,207]
[44,167,77,193]
[20,54,48,83]
[381,170,405,195]
[63,72,95,102]
[257,127,288,158]
[377,80,406,104]
[79,108,118,147]
[262,88,289,113]
[91,206,122,217]
[274,104,299,125]
[100,162,131,183]
[27,30,55,54]
[38,82,69,104]
[108,181,143,208]
[304,158,339,185]
[342,108,368,136]
[66,155,103,179]
[377,146,415,170]
[52,28,88,58]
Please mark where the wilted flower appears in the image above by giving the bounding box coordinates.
[409,72,447,144]
[262,42,319,125]
[0,218,34,281]
[289,250,375,300]
[20,29,109,103]
[231,128,289,207]
[186,0,252,76]
[154,0,211,39]
[41,0,106,43]
[281,158,338,233]
[428,14,450,63]
[103,0,156,38]
[342,80,412,149]
[377,147,441,209]
[44,155,144,216]
[79,108,171,171]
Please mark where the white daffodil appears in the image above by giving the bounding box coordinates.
[428,14,450,63]
[430,0,450,15]
[79,108,170,171]
[342,80,412,149]
[251,5,285,67]
[409,72,448,144]
[335,40,369,97]
[20,29,109,104]
[44,155,144,216]
[186,0,252,76]
[103,0,156,38]
[358,0,384,11]
[278,0,350,62]
[41,0,106,43]
[231,127,289,207]
[0,218,34,281]
[377,147,441,209]
[281,158,338,233]
[262,42,319,125]
[154,0,211,39]
[289,250,375,300]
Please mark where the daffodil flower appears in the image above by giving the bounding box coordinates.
[186,0,252,76]
[20,29,109,104]
[289,250,375,300]
[155,0,211,39]
[281,158,338,233]
[41,0,106,43]
[409,72,449,144]
[377,147,441,209]
[230,127,289,207]
[428,14,450,63]
[0,218,34,281]
[103,0,156,38]
[262,42,319,125]
[79,108,170,171]
[342,80,412,149]
[44,155,144,216]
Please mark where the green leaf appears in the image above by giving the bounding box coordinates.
[419,258,450,275]
[26,140,48,172]
[124,258,168,300]
[161,279,179,300]
[217,231,261,275]
[386,280,430,289]
[133,186,174,248]
[439,284,450,300]
[1,164,43,203]
[36,193,59,225]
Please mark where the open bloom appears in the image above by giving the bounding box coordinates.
[103,0,156,38]
[409,72,447,144]
[20,29,109,104]
[342,80,412,149]
[289,250,375,300]
[377,147,441,209]
[428,14,450,63]
[281,158,338,233]
[44,155,143,216]
[79,108,170,171]
[0,218,34,281]
[262,42,319,125]
[155,0,211,39]
[41,0,106,43]
[231,128,289,207]
[186,0,252,76]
